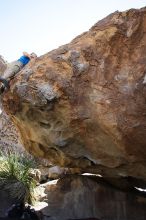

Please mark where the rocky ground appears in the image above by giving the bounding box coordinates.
[1,174,146,220]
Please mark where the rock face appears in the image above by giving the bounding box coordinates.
[0,57,24,153]
[0,111,25,153]
[2,8,146,181]
[40,175,146,220]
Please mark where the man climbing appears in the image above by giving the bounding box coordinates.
[0,52,37,93]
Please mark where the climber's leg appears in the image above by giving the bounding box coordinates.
[2,61,23,80]
[0,61,23,94]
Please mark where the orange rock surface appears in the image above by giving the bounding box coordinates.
[2,8,146,180]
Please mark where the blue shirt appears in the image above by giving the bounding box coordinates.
[18,55,30,66]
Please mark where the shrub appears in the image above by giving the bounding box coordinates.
[0,151,37,204]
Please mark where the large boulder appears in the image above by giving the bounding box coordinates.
[2,8,146,181]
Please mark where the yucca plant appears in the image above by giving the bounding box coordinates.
[0,151,37,204]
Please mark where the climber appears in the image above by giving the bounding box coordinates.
[0,52,37,93]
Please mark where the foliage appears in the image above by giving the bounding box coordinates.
[0,151,37,204]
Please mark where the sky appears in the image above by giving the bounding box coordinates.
[0,0,146,62]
